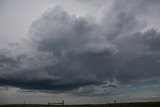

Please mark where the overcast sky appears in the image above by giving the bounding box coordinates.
[0,0,160,104]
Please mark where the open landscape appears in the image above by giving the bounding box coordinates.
[1,102,160,107]
[0,0,160,106]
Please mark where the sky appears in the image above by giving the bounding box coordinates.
[0,0,160,104]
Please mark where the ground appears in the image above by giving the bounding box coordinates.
[0,102,160,107]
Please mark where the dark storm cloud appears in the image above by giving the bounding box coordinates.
[115,29,160,84]
[0,0,160,95]
[25,6,117,90]
[0,6,116,91]
[0,53,18,68]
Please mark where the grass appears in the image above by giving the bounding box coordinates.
[0,102,160,107]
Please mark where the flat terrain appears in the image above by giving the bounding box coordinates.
[0,102,160,107]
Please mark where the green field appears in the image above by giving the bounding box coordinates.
[0,102,160,107]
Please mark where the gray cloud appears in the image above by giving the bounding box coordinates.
[115,29,160,84]
[0,0,160,96]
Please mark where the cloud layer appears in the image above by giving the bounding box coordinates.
[0,0,160,95]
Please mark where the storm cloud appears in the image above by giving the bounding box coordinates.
[0,0,160,95]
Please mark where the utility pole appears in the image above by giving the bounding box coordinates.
[24,100,25,107]
[62,100,64,105]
